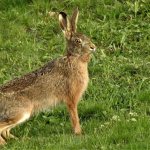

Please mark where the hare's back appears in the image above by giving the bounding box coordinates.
[0,59,57,93]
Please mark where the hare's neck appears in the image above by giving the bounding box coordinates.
[79,53,91,63]
[66,48,91,63]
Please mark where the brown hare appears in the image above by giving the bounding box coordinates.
[0,8,96,145]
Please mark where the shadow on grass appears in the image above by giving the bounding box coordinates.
[11,103,108,138]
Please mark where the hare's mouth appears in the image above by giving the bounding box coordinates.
[89,45,96,52]
[88,43,96,52]
[90,47,96,52]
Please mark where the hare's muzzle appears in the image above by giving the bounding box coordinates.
[90,44,96,52]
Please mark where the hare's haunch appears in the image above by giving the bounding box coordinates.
[0,8,96,145]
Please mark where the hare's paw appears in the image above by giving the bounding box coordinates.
[74,127,82,135]
[0,136,6,145]
[2,130,17,140]
[7,133,18,140]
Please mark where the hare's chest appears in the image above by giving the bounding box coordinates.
[75,69,89,92]
[68,62,89,95]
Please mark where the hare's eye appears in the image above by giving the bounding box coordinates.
[75,38,81,44]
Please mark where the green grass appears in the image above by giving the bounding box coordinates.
[0,0,150,149]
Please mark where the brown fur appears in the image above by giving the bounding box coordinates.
[0,8,96,145]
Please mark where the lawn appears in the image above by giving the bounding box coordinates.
[0,0,150,149]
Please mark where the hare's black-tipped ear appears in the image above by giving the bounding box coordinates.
[71,7,79,32]
[59,12,71,32]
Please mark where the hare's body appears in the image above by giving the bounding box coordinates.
[0,8,96,145]
[0,55,89,114]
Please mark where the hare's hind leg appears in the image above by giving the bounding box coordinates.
[0,112,31,143]
[0,135,6,145]
[0,125,8,145]
[0,128,6,145]
[2,127,17,140]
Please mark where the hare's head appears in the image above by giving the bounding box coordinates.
[59,8,96,56]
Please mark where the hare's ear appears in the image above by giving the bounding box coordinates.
[59,12,71,33]
[71,8,79,32]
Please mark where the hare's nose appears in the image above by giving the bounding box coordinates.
[90,44,96,51]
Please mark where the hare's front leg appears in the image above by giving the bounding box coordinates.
[66,99,81,135]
